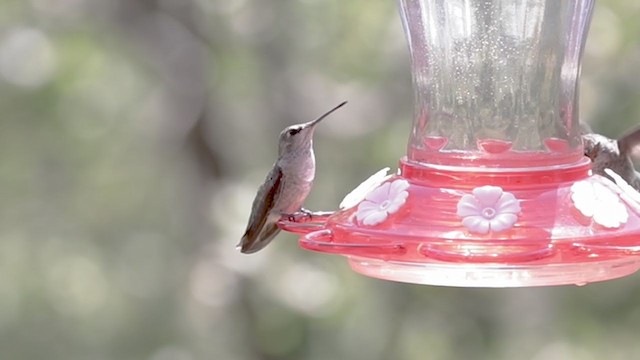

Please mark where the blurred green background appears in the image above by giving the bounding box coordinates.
[3,0,640,359]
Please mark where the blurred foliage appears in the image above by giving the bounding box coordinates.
[2,0,640,359]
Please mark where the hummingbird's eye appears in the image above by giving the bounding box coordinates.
[288,128,300,136]
[584,143,599,159]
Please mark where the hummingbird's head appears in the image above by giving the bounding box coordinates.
[583,133,624,175]
[277,123,315,154]
[277,101,347,156]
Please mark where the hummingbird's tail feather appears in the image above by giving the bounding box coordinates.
[238,222,281,254]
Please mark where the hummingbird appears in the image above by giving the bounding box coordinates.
[238,101,347,254]
[582,124,640,191]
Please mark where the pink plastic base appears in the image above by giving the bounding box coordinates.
[280,156,640,287]
[348,257,640,287]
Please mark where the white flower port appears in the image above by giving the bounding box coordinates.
[571,177,628,229]
[355,179,410,226]
[604,168,640,204]
[339,167,393,210]
[456,186,522,235]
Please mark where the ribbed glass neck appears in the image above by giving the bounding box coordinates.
[398,0,595,167]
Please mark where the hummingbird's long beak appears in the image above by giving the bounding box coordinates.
[301,101,348,130]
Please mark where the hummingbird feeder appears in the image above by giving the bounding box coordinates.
[280,0,640,287]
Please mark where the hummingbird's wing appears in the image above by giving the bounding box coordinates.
[239,165,284,253]
[618,126,640,159]
[579,121,593,135]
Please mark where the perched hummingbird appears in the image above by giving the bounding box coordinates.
[238,101,347,254]
[583,125,640,191]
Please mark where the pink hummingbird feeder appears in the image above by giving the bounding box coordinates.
[279,0,640,287]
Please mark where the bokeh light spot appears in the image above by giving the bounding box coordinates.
[0,27,57,88]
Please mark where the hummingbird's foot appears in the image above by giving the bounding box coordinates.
[284,209,336,223]
[302,209,336,218]
[285,213,299,222]
[300,208,314,218]
[285,209,313,223]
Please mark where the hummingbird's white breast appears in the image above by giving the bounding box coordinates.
[274,148,316,214]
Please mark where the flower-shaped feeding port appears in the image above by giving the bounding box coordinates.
[356,180,409,226]
[457,186,521,234]
[339,167,392,210]
[277,0,640,287]
[604,168,640,210]
[571,180,628,229]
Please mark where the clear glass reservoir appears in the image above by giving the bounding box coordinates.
[399,0,595,167]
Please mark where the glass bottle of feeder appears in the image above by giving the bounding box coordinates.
[280,0,640,287]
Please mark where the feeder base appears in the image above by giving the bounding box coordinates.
[348,256,640,287]
[281,157,640,287]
